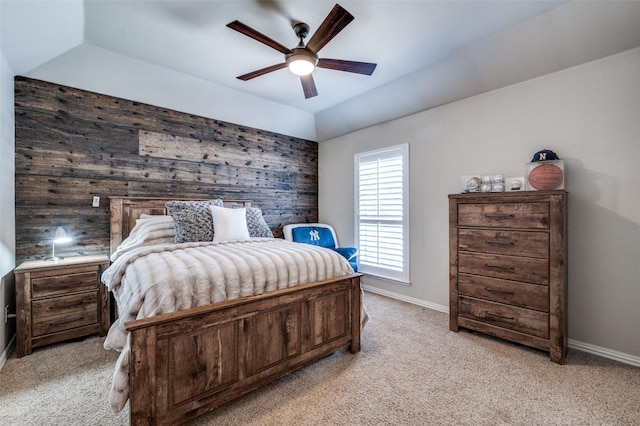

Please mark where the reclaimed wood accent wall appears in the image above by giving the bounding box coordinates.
[14,77,318,263]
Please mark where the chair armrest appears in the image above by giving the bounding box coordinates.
[333,247,358,262]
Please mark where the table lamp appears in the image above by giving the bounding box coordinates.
[47,226,72,261]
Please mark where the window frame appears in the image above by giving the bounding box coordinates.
[354,143,410,284]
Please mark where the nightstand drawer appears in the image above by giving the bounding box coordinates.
[458,229,549,258]
[458,203,549,229]
[459,252,549,285]
[32,271,99,299]
[32,291,98,337]
[459,296,549,339]
[458,274,549,312]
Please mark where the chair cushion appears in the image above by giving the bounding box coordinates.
[291,226,336,249]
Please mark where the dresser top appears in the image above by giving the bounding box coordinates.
[449,189,566,200]
[15,254,110,272]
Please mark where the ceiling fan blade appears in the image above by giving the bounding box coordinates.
[305,4,354,54]
[300,74,318,99]
[237,63,287,81]
[227,20,292,55]
[317,58,377,75]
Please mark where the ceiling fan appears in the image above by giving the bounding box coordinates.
[226,3,377,99]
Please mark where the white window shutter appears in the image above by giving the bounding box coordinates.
[355,144,409,283]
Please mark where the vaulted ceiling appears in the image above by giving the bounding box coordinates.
[2,1,640,141]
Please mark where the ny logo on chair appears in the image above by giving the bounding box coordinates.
[283,223,358,272]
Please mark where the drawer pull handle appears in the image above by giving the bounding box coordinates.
[485,239,515,246]
[485,287,515,296]
[48,316,85,326]
[47,280,82,288]
[484,214,514,220]
[485,264,515,273]
[48,301,85,311]
[485,313,515,321]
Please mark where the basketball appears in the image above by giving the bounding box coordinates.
[528,164,564,190]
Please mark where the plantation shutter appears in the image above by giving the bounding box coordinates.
[355,144,409,283]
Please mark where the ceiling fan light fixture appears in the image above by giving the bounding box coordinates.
[286,49,317,76]
[228,5,376,98]
[288,58,314,76]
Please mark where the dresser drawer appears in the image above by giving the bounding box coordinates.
[459,252,549,285]
[459,229,548,258]
[458,203,549,229]
[458,274,548,312]
[32,271,98,299]
[459,296,549,339]
[31,291,98,337]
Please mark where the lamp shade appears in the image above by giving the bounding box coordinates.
[53,226,72,244]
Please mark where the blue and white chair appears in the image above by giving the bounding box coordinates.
[283,223,358,272]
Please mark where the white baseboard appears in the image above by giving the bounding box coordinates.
[362,284,448,313]
[0,335,15,372]
[568,338,640,367]
[363,285,640,368]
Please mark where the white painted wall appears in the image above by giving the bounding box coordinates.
[0,50,16,360]
[319,47,640,359]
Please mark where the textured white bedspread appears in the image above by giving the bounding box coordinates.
[102,238,354,412]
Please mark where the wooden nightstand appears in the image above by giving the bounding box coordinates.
[14,254,110,357]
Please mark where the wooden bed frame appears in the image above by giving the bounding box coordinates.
[109,197,363,426]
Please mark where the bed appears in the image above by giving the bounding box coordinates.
[104,196,363,426]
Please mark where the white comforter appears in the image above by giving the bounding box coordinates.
[102,238,354,412]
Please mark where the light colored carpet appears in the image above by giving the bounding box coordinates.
[1,292,639,425]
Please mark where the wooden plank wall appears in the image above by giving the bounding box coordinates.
[14,77,318,263]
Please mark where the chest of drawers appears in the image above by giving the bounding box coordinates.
[449,191,567,363]
[15,255,110,357]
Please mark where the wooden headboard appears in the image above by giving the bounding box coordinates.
[109,197,251,255]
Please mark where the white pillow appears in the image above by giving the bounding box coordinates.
[209,205,250,242]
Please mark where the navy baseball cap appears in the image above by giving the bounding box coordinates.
[531,149,559,162]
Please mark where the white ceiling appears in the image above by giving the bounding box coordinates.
[2,1,640,141]
[81,0,568,112]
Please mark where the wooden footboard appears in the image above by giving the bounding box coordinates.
[126,273,362,426]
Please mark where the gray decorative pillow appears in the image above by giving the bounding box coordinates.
[165,199,223,243]
[246,207,273,238]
